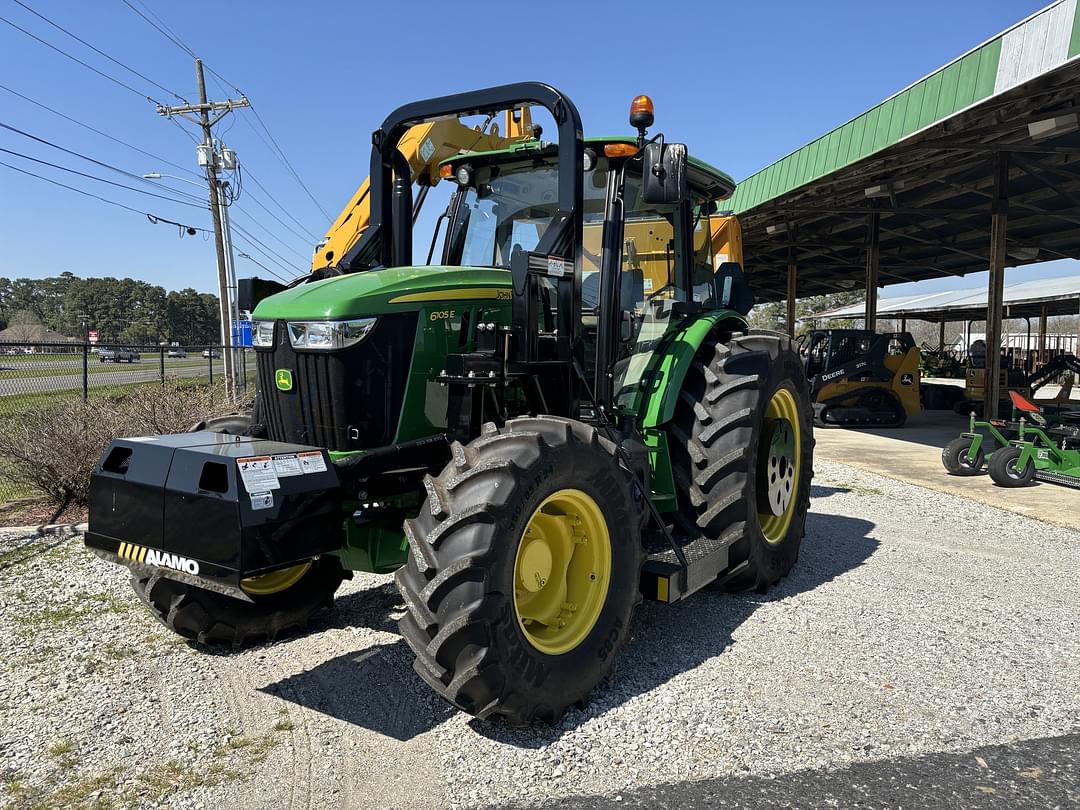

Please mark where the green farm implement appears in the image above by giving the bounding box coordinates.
[942,391,1080,488]
[83,84,813,725]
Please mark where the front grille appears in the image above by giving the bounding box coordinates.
[256,313,418,451]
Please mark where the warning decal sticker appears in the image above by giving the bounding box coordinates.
[272,454,303,477]
[236,456,281,491]
[297,451,328,474]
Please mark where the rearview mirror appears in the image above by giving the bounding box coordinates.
[641,142,688,205]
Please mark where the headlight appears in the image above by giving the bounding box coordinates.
[252,319,275,347]
[286,317,377,350]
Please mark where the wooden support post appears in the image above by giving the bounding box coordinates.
[864,210,880,332]
[938,320,946,351]
[1036,304,1054,361]
[984,153,1009,419]
[786,260,797,339]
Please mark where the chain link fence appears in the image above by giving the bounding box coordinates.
[0,341,255,504]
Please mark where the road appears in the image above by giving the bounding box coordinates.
[0,357,228,397]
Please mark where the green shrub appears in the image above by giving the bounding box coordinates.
[0,380,243,507]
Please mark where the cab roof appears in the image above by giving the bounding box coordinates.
[441,136,735,201]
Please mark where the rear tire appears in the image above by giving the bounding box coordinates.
[131,557,347,647]
[988,445,1035,487]
[941,437,984,475]
[395,416,643,725]
[668,331,814,593]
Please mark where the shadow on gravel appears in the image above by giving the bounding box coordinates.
[515,731,1080,809]
[263,638,456,741]
[471,512,879,747]
[809,484,851,499]
[260,581,457,741]
[262,513,878,746]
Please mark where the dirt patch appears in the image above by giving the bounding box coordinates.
[0,499,87,528]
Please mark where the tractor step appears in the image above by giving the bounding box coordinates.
[639,533,733,603]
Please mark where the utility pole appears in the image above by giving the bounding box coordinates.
[156,59,249,397]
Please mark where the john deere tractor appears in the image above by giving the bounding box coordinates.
[86,84,813,724]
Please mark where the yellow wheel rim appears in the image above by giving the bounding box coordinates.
[758,387,802,545]
[512,489,612,656]
[240,562,311,596]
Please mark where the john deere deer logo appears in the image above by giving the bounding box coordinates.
[275,369,293,391]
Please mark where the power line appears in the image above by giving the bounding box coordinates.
[229,204,310,262]
[108,2,326,241]
[0,120,206,203]
[0,11,159,104]
[0,145,209,208]
[246,103,332,222]
[118,0,195,58]
[241,186,319,247]
[0,158,210,234]
[231,231,302,281]
[243,165,320,240]
[10,0,190,104]
[204,69,332,224]
[230,238,289,284]
[229,219,304,274]
[0,81,202,179]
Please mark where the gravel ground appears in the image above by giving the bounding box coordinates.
[1,459,1077,809]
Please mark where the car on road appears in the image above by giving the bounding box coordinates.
[202,349,220,359]
[166,348,187,359]
[98,347,136,363]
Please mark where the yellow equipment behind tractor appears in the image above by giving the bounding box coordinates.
[801,330,922,427]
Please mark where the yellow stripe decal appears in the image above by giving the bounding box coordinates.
[119,542,128,559]
[657,578,669,602]
[139,546,148,563]
[387,287,509,304]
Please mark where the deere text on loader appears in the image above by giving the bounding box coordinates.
[86,84,813,725]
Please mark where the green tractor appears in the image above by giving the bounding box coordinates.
[86,83,813,724]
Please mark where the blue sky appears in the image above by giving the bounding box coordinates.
[1,0,1075,296]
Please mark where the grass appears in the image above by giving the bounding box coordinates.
[47,739,73,756]
[1,724,291,809]
[14,591,132,633]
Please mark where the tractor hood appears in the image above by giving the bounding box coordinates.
[252,266,512,321]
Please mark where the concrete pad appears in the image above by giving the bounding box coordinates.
[814,409,1080,532]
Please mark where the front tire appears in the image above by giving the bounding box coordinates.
[988,445,1035,487]
[669,331,814,592]
[941,437,984,475]
[395,417,643,725]
[131,557,347,647]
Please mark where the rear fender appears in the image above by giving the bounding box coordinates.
[639,310,745,429]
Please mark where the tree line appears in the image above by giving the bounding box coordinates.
[0,272,221,345]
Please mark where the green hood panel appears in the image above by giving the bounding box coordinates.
[252,266,512,320]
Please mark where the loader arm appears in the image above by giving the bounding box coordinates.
[312,108,535,270]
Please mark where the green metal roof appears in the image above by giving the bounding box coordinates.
[727,0,1080,214]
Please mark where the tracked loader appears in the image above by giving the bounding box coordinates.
[85,84,813,724]
[801,329,920,427]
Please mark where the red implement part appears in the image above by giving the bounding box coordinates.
[1008,390,1042,413]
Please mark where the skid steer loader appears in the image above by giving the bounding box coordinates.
[85,84,813,725]
[801,329,921,427]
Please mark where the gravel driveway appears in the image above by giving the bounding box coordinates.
[1,459,1077,808]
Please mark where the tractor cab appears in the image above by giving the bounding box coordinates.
[432,129,746,417]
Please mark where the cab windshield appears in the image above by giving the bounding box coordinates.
[448,156,608,270]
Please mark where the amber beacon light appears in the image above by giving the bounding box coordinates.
[629,95,655,131]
